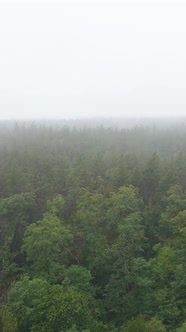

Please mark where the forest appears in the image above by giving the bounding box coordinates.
[0,120,186,331]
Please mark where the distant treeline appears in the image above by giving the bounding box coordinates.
[1,116,186,129]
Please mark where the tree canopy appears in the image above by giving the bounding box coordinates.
[0,121,186,331]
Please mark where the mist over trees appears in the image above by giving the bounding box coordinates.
[0,119,186,331]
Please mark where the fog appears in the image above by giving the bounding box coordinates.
[0,0,186,119]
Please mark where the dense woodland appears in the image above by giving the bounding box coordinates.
[0,120,186,331]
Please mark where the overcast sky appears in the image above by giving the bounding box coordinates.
[0,0,186,119]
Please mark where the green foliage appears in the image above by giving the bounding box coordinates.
[104,209,145,323]
[62,265,95,296]
[66,326,90,332]
[0,306,18,332]
[176,322,186,332]
[155,245,177,276]
[106,186,140,226]
[121,316,166,332]
[0,123,186,331]
[22,212,72,280]
[47,194,65,218]
[145,316,167,332]
[8,276,100,332]
[0,192,36,295]
[142,152,160,204]
[74,189,107,268]
[121,317,147,332]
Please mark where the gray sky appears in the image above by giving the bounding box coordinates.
[0,0,186,119]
